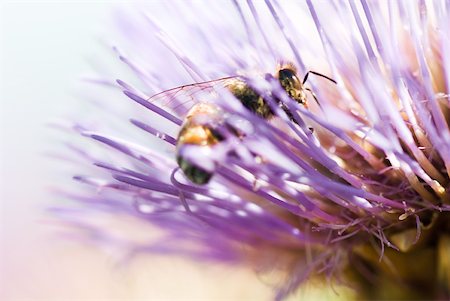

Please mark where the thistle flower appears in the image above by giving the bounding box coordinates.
[59,1,450,300]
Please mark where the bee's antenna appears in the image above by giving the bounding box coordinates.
[302,71,337,85]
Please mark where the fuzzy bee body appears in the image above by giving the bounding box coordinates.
[149,63,336,184]
[175,103,224,184]
[175,77,276,185]
[227,78,274,119]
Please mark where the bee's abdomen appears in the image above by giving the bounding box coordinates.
[176,155,212,185]
[228,80,273,119]
[176,103,223,184]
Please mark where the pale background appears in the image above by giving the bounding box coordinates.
[0,2,349,300]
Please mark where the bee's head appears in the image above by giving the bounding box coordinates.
[277,66,307,106]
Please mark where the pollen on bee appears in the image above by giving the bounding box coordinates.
[178,126,214,145]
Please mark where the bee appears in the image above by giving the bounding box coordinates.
[149,63,336,184]
[175,102,226,184]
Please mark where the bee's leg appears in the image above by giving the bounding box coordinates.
[304,88,321,133]
[277,102,298,124]
[278,100,314,133]
[304,87,324,112]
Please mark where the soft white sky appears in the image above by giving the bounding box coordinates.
[0,1,107,221]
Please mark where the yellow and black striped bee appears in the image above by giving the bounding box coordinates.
[148,63,336,184]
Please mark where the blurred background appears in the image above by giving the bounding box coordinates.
[0,2,349,300]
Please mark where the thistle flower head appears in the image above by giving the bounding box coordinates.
[59,1,450,300]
